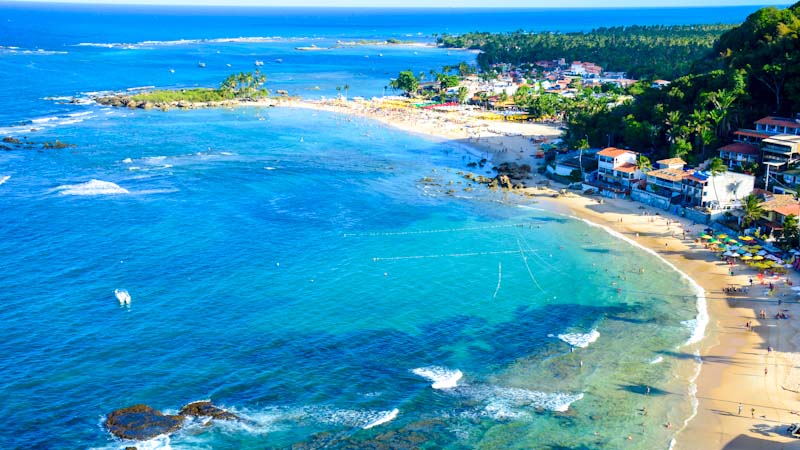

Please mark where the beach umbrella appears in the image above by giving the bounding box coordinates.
[742,255,753,260]
[754,255,765,260]
[728,239,738,245]
[709,239,719,244]
[718,234,728,239]
[724,251,734,257]
[740,236,755,241]
[757,250,767,256]
[701,234,712,240]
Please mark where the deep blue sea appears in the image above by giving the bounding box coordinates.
[0,3,757,448]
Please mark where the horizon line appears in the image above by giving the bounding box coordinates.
[2,0,795,8]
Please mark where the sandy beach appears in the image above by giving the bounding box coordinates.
[286,97,800,449]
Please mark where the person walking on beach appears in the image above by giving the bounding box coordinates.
[738,403,743,415]
[751,407,756,418]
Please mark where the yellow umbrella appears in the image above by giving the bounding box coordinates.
[727,239,738,244]
[740,236,754,241]
[701,234,712,240]
[741,255,753,260]
[717,234,728,239]
[753,255,765,260]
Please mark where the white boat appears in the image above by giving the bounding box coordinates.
[197,62,206,68]
[254,60,264,66]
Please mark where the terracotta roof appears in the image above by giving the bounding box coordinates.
[685,174,708,183]
[761,194,800,216]
[734,130,771,139]
[597,147,637,158]
[656,157,686,166]
[647,168,692,182]
[774,204,800,217]
[755,116,800,129]
[652,79,670,84]
[615,162,638,173]
[718,143,760,155]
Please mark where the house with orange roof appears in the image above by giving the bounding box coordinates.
[718,143,760,168]
[733,115,800,145]
[595,147,642,189]
[758,193,800,232]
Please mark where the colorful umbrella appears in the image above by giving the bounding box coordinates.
[741,255,753,260]
[753,255,765,260]
[718,234,728,239]
[701,234,712,240]
[740,236,755,241]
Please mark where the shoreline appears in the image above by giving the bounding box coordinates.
[280,98,800,448]
[83,94,800,447]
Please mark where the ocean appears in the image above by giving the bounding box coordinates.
[0,3,754,449]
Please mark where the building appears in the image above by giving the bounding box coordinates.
[595,147,641,188]
[734,115,800,144]
[718,143,760,168]
[644,167,691,202]
[759,193,800,232]
[567,61,602,77]
[682,170,755,210]
[761,134,800,170]
[655,157,686,170]
[651,80,670,89]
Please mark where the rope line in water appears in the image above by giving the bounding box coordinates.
[516,237,545,292]
[373,250,520,262]
[493,262,502,299]
[343,223,542,238]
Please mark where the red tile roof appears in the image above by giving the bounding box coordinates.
[755,116,800,129]
[734,130,772,139]
[718,143,760,155]
[616,162,638,173]
[597,147,637,157]
[775,204,800,217]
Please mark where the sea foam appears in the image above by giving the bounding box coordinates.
[54,180,129,196]
[0,176,10,186]
[412,366,463,389]
[362,408,399,429]
[556,329,600,348]
[457,385,584,419]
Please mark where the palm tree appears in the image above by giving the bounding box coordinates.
[343,84,350,100]
[636,155,653,173]
[707,157,728,210]
[457,86,469,105]
[781,214,799,249]
[740,194,764,231]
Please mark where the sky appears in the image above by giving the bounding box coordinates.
[5,0,796,7]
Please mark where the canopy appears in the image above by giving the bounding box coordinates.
[753,255,765,260]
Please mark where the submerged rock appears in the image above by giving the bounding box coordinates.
[105,404,184,440]
[178,401,239,421]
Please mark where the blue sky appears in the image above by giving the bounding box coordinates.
[8,0,796,7]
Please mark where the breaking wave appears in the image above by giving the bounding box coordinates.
[53,180,129,196]
[553,329,600,348]
[412,366,463,389]
[74,36,320,49]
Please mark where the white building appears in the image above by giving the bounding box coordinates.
[682,170,755,210]
[596,147,642,188]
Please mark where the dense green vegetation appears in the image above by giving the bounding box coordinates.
[437,25,733,80]
[561,2,800,164]
[131,71,269,103]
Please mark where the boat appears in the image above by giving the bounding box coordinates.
[254,60,264,66]
[197,62,206,68]
[274,58,283,63]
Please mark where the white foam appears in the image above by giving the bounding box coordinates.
[54,179,129,196]
[0,176,9,186]
[576,217,708,347]
[122,158,133,164]
[362,408,399,429]
[457,385,584,419]
[73,36,309,50]
[412,366,463,389]
[650,356,664,365]
[114,289,131,306]
[557,329,599,348]
[31,116,59,124]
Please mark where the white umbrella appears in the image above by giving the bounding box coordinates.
[724,251,734,257]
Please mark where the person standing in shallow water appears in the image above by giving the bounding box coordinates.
[738,403,743,415]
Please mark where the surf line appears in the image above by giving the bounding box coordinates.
[373,250,519,262]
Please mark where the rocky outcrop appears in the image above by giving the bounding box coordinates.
[106,401,238,441]
[178,401,239,421]
[105,405,184,441]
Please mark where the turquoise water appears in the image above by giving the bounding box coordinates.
[0,4,723,448]
[1,106,701,449]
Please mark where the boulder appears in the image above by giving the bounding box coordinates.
[105,404,184,441]
[178,401,238,421]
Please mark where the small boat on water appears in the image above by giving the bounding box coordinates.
[254,60,264,66]
[197,62,206,68]
[274,58,283,63]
